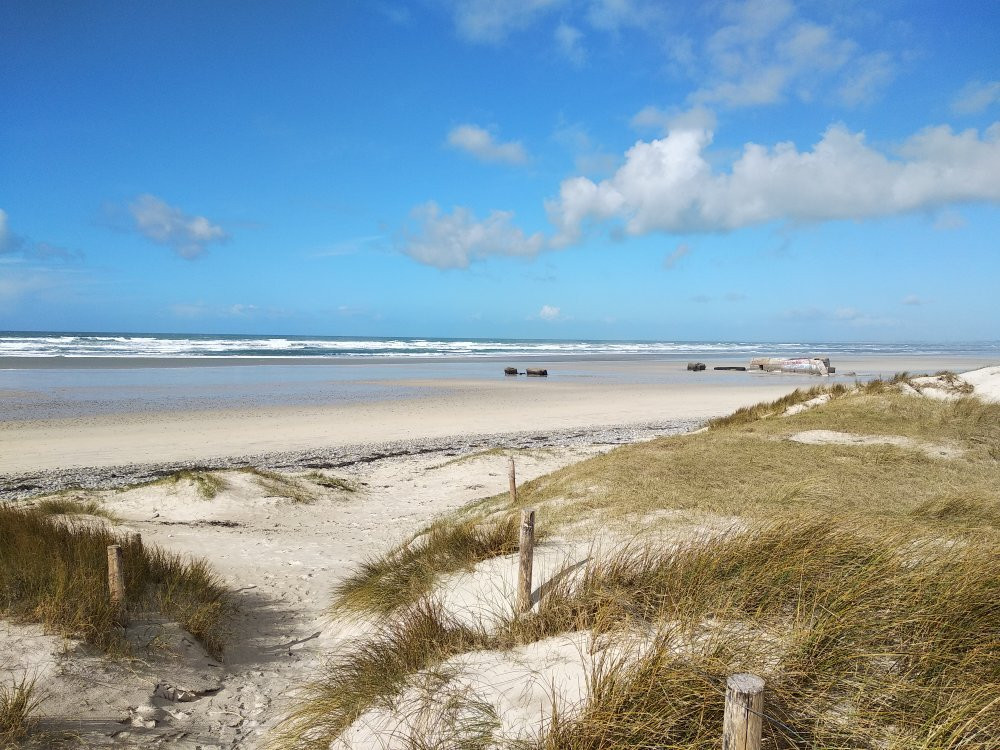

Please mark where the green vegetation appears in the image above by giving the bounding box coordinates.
[304,471,357,493]
[0,674,42,748]
[35,496,119,522]
[0,504,230,656]
[133,469,227,500]
[240,468,316,504]
[331,514,521,618]
[278,377,1000,748]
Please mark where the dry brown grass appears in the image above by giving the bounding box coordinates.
[0,674,42,747]
[277,381,1000,748]
[331,514,522,618]
[0,504,231,657]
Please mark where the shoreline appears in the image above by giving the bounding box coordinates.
[2,355,997,476]
[0,418,699,500]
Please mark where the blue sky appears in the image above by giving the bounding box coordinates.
[1,0,998,341]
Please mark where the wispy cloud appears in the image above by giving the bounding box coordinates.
[129,194,229,259]
[447,0,565,43]
[538,304,561,320]
[447,124,528,165]
[0,209,80,262]
[663,243,690,269]
[901,295,927,306]
[402,201,544,269]
[554,22,585,65]
[952,80,1000,115]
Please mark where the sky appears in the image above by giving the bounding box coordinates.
[1,0,999,342]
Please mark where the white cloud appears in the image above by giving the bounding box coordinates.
[539,304,561,320]
[631,104,717,134]
[0,208,78,261]
[952,80,1000,115]
[837,52,894,106]
[403,202,545,269]
[448,0,565,43]
[555,22,585,65]
[585,0,666,32]
[447,124,528,165]
[901,295,926,306]
[690,0,892,108]
[663,242,690,269]
[547,121,1000,244]
[129,194,228,259]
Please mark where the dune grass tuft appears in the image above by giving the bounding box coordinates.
[240,468,316,504]
[0,673,42,747]
[0,504,231,657]
[137,469,227,500]
[707,383,848,429]
[304,471,356,493]
[331,514,522,618]
[274,598,494,750]
[34,496,119,522]
[529,519,1000,748]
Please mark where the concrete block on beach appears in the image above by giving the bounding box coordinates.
[526,368,548,377]
[687,362,707,371]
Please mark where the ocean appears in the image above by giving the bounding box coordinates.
[2,331,998,359]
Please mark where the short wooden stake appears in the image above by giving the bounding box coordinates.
[723,673,765,750]
[517,508,535,614]
[508,457,517,504]
[107,544,125,609]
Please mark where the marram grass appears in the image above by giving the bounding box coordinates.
[0,504,231,657]
[279,378,1000,749]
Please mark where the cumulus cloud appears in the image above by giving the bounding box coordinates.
[129,194,228,259]
[952,80,1000,115]
[555,22,585,65]
[663,243,690,269]
[447,124,528,165]
[538,304,561,320]
[448,0,565,43]
[403,202,545,269]
[546,121,1000,245]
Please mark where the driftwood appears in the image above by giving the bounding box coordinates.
[715,366,747,371]
[526,368,548,377]
[687,362,707,371]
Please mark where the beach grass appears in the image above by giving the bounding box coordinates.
[240,467,317,504]
[134,469,227,500]
[279,377,1000,748]
[303,471,357,493]
[0,504,231,657]
[331,514,522,618]
[0,673,42,748]
[34,496,120,522]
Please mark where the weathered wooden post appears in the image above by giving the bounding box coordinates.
[517,508,535,614]
[107,544,125,610]
[723,673,764,750]
[508,457,517,504]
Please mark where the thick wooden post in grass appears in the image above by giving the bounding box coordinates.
[508,457,517,504]
[107,544,125,610]
[723,673,764,750]
[517,508,535,614]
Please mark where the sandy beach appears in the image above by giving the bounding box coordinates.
[1,357,998,748]
[2,353,994,475]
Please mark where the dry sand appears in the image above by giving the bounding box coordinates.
[1,359,997,748]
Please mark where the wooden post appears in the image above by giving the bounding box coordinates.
[517,508,535,614]
[508,457,517,504]
[723,673,764,750]
[107,544,125,610]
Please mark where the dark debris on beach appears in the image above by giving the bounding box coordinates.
[0,420,702,501]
